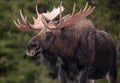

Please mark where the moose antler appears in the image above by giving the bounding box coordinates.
[14,5,64,31]
[43,5,64,21]
[42,2,95,29]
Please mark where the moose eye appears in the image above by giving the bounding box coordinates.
[46,32,53,41]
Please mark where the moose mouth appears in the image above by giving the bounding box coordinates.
[34,48,43,56]
[26,48,42,56]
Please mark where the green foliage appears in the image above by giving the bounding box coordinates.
[0,0,120,83]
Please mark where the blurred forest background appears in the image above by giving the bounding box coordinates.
[0,0,120,83]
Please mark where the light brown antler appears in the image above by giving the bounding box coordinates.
[57,2,95,29]
[14,7,44,31]
[42,2,64,29]
[42,4,64,21]
[42,2,95,30]
[14,5,64,31]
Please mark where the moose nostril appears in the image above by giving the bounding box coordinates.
[31,51,34,55]
[30,50,35,55]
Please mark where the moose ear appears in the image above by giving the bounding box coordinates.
[46,32,53,41]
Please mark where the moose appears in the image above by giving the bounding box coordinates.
[14,2,117,83]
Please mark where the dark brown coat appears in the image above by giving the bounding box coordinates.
[26,18,117,82]
[14,3,117,83]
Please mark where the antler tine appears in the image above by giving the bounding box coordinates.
[82,2,88,12]
[60,1,62,22]
[20,10,31,27]
[14,19,27,31]
[32,16,36,21]
[72,3,76,16]
[14,15,33,31]
[79,9,82,12]
[14,20,21,28]
[24,16,30,25]
[14,21,22,30]
[56,1,63,28]
[17,19,29,28]
[53,6,56,10]
[87,5,92,10]
[36,5,39,16]
[20,10,26,24]
[17,19,22,26]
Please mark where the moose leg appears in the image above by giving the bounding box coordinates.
[106,62,117,83]
[58,65,70,83]
[80,66,89,83]
[106,73,117,83]
[48,61,58,79]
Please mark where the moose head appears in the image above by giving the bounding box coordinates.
[14,2,95,56]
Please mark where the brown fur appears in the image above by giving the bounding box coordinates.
[49,19,95,57]
[26,18,117,83]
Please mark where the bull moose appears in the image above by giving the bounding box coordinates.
[14,2,117,83]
